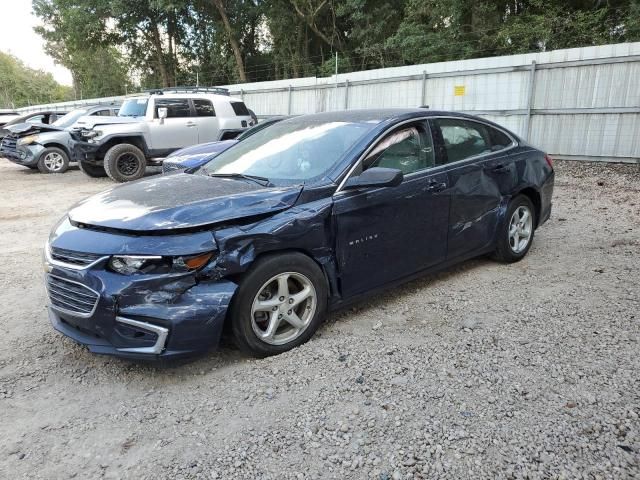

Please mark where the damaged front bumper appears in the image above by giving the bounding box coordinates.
[0,143,43,167]
[69,138,101,163]
[44,223,238,360]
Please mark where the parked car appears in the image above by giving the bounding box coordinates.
[0,105,120,173]
[44,109,554,360]
[71,87,254,182]
[0,110,67,143]
[0,110,19,128]
[162,116,289,173]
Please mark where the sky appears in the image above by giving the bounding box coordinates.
[0,0,73,85]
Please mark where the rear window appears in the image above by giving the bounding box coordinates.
[231,102,250,116]
[194,99,216,117]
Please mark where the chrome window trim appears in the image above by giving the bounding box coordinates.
[115,317,169,355]
[334,115,518,195]
[45,274,100,319]
[45,242,109,271]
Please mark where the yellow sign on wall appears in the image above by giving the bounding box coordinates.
[454,85,466,96]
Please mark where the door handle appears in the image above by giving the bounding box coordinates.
[426,181,447,192]
[186,122,197,127]
[489,164,509,174]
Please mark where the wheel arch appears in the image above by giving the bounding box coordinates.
[40,143,71,160]
[229,247,333,295]
[96,135,149,159]
[514,186,542,227]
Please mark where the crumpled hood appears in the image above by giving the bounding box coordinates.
[68,173,302,232]
[75,115,139,129]
[7,122,65,134]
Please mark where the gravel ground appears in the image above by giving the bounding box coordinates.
[0,160,638,479]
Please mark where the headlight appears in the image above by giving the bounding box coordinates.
[81,129,102,139]
[17,135,40,146]
[108,253,214,275]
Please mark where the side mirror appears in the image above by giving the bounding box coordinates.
[157,107,168,124]
[343,167,403,190]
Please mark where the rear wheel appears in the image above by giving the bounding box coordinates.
[104,143,146,182]
[493,194,535,263]
[37,147,69,174]
[78,160,107,178]
[229,253,328,357]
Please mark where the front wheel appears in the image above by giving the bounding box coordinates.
[103,143,146,182]
[37,147,69,174]
[493,194,536,263]
[229,253,328,357]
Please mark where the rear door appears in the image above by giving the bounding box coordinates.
[429,117,516,259]
[147,98,198,151]
[191,99,220,143]
[333,121,450,298]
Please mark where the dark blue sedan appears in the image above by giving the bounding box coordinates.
[161,116,288,173]
[44,109,554,359]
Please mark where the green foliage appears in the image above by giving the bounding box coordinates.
[21,0,640,102]
[0,51,73,108]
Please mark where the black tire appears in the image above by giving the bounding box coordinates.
[37,147,69,174]
[493,194,536,263]
[103,143,146,182]
[78,160,108,178]
[229,252,328,357]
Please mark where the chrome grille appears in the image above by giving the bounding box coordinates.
[46,275,99,317]
[50,247,104,267]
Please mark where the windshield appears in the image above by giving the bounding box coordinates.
[201,118,374,184]
[53,109,89,128]
[118,98,148,117]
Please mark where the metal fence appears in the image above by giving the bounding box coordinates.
[18,42,640,163]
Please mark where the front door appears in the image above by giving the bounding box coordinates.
[333,121,450,298]
[147,98,198,151]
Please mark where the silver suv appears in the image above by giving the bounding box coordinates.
[72,87,253,182]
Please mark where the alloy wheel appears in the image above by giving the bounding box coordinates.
[43,152,64,172]
[508,205,533,253]
[117,153,142,177]
[250,272,317,345]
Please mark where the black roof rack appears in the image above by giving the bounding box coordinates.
[140,86,230,96]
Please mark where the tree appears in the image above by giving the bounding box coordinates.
[211,0,248,82]
[0,51,72,108]
[33,0,130,97]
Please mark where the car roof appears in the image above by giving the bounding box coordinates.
[126,93,242,103]
[283,108,501,123]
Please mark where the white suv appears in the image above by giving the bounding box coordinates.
[72,87,253,182]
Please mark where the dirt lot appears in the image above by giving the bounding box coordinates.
[0,160,638,479]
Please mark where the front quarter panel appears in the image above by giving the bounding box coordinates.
[211,196,339,297]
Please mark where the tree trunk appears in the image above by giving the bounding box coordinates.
[211,0,247,82]
[150,22,171,87]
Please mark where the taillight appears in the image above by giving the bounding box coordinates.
[544,154,553,169]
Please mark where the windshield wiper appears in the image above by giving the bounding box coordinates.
[209,172,272,187]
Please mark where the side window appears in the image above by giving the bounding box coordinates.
[27,115,44,124]
[433,119,491,164]
[92,109,111,116]
[231,102,250,116]
[155,98,191,118]
[193,99,216,117]
[364,124,435,175]
[488,126,513,151]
